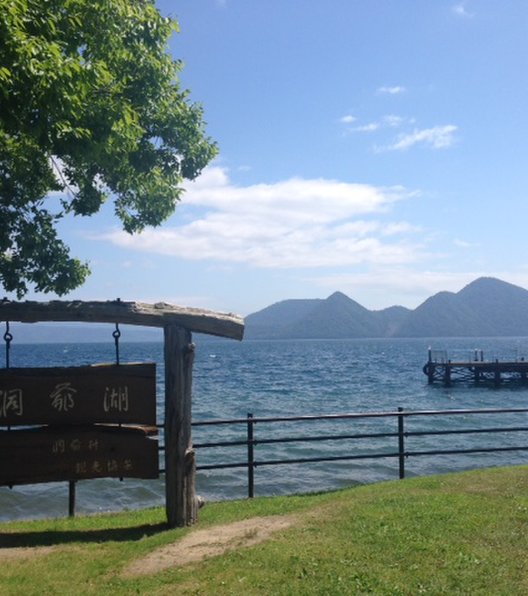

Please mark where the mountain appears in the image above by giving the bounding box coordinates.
[396,277,528,337]
[276,291,386,339]
[457,277,528,336]
[394,290,488,337]
[244,291,400,339]
[244,277,528,339]
[242,298,323,339]
[372,305,413,337]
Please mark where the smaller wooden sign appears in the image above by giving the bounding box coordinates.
[0,363,156,426]
[0,425,159,486]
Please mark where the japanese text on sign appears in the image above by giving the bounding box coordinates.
[103,386,129,413]
[0,389,23,418]
[0,363,156,425]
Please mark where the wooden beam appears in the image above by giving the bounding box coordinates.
[0,299,244,340]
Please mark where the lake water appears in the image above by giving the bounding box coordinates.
[2,336,528,522]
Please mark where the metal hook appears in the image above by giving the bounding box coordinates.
[4,321,13,369]
[113,322,121,365]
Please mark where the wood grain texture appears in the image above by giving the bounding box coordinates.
[0,299,244,340]
[0,363,156,426]
[0,425,159,485]
[164,325,195,527]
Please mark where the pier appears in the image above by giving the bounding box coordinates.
[423,348,528,386]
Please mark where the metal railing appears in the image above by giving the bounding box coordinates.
[190,407,528,498]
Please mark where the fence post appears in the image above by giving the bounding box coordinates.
[398,407,405,479]
[247,413,255,498]
[68,481,76,517]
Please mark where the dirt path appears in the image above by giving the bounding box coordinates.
[123,514,298,577]
[0,545,55,561]
[0,514,298,574]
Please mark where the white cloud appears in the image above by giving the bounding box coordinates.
[383,114,405,128]
[340,114,356,124]
[382,222,422,236]
[382,125,458,151]
[377,86,406,95]
[354,122,380,133]
[453,238,477,248]
[452,2,474,18]
[345,114,408,135]
[99,167,422,270]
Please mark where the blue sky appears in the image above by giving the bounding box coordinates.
[22,1,528,316]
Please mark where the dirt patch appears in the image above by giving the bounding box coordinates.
[123,514,298,577]
[0,545,55,561]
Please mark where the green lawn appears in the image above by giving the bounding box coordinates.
[1,466,528,594]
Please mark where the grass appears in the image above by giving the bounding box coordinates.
[1,466,528,594]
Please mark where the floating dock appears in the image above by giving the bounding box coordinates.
[423,348,528,386]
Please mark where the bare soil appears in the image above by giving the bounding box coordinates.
[122,514,298,577]
[0,514,297,574]
[0,545,55,561]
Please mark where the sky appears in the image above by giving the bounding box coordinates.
[17,1,528,317]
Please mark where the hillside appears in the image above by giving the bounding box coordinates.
[240,298,322,339]
[276,291,386,339]
[244,277,528,339]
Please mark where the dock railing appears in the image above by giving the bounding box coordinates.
[425,348,528,385]
[186,407,528,498]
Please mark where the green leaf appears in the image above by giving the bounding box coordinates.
[0,0,217,297]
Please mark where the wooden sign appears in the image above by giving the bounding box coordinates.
[0,425,159,486]
[0,363,156,426]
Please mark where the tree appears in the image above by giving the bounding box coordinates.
[0,0,217,297]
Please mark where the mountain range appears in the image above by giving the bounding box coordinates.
[244,277,528,339]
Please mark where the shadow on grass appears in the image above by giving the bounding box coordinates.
[0,522,169,548]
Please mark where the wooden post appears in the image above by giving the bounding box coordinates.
[444,361,452,387]
[426,348,434,384]
[494,359,501,387]
[185,448,197,524]
[164,324,195,527]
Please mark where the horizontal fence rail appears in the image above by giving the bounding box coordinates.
[188,407,528,498]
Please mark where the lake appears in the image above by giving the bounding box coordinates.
[2,336,528,521]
